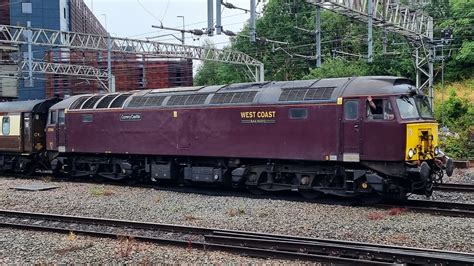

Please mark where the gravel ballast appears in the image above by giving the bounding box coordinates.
[0,228,296,264]
[0,168,472,263]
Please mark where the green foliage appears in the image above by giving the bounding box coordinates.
[434,88,474,159]
[195,0,473,85]
[433,0,474,81]
[194,40,247,86]
[303,58,370,79]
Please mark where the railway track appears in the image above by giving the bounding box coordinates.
[0,210,473,265]
[378,199,474,218]
[436,183,474,193]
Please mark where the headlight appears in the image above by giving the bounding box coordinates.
[408,149,415,159]
[434,146,440,156]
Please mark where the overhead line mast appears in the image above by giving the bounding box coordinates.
[305,0,434,106]
[0,24,265,90]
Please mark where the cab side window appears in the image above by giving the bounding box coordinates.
[367,98,394,120]
[344,100,359,120]
[48,111,57,125]
[58,110,65,124]
[2,117,10,135]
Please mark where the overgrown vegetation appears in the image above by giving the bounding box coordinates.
[434,79,474,159]
[89,186,114,197]
[195,0,473,159]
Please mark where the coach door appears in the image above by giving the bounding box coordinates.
[341,99,361,162]
[22,113,32,152]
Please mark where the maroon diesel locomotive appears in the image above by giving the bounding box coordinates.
[0,76,453,200]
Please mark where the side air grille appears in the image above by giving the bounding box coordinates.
[81,95,103,109]
[128,96,166,108]
[210,91,257,104]
[110,94,132,108]
[69,96,90,110]
[167,94,208,106]
[96,95,118,109]
[279,87,335,102]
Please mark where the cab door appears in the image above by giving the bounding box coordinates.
[57,109,66,152]
[341,99,361,162]
[46,110,58,151]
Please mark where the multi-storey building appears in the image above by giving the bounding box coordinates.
[0,0,193,100]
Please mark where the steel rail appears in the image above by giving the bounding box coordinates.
[378,199,474,218]
[0,210,472,264]
[436,183,474,193]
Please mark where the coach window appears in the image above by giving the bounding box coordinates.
[2,117,10,135]
[58,110,65,124]
[344,100,358,120]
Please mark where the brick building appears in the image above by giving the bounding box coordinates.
[0,0,193,100]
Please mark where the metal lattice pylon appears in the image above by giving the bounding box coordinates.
[0,24,265,86]
[306,0,434,103]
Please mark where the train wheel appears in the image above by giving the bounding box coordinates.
[23,162,36,176]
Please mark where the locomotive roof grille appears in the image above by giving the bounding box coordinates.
[96,94,118,109]
[70,96,90,110]
[210,91,257,104]
[279,87,335,102]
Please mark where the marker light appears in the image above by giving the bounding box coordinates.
[408,149,415,159]
[434,146,440,156]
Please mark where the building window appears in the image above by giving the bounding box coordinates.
[63,8,67,19]
[2,117,10,135]
[289,108,308,119]
[22,3,32,14]
[344,100,359,120]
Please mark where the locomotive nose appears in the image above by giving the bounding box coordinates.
[405,123,438,161]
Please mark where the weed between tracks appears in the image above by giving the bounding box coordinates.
[368,208,406,220]
[116,235,138,257]
[227,203,246,217]
[89,186,114,197]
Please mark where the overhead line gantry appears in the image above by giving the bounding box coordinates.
[0,24,264,92]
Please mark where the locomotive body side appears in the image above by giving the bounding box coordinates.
[43,76,453,199]
[62,103,340,161]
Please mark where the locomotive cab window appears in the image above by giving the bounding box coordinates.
[344,100,358,120]
[367,98,394,120]
[2,117,10,135]
[58,110,65,124]
[289,108,308,119]
[48,111,57,125]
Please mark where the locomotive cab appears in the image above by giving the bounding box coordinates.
[396,94,454,195]
[355,91,453,198]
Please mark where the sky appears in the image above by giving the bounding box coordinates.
[86,0,264,49]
